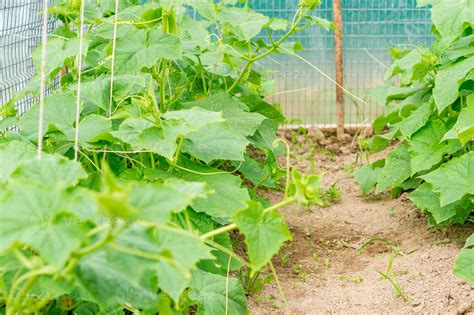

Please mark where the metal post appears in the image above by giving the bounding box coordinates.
[333,0,345,138]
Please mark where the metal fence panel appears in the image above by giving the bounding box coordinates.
[0,0,56,115]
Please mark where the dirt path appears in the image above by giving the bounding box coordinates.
[250,132,474,314]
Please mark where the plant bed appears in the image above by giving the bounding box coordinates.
[250,135,473,314]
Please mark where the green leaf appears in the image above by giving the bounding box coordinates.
[66,115,113,143]
[183,123,249,163]
[376,145,412,193]
[217,7,269,41]
[0,181,86,268]
[426,0,474,39]
[232,201,292,270]
[189,270,247,315]
[115,28,182,74]
[409,183,461,224]
[20,93,76,141]
[235,154,276,188]
[181,94,266,137]
[445,94,474,145]
[113,226,213,303]
[464,235,474,248]
[353,160,384,195]
[75,250,158,309]
[32,37,87,76]
[80,74,151,114]
[398,101,432,138]
[422,151,474,206]
[409,120,460,175]
[13,154,87,188]
[130,180,207,224]
[132,121,186,160]
[177,160,250,218]
[0,141,36,183]
[268,18,290,31]
[111,118,155,144]
[433,56,474,113]
[155,229,213,302]
[304,16,335,31]
[289,170,325,207]
[385,50,423,82]
[454,246,474,285]
[162,107,225,130]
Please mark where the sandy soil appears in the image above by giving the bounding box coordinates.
[249,130,474,315]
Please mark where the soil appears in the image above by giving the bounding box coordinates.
[249,129,474,315]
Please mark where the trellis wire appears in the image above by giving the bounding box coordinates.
[108,0,120,118]
[37,0,49,159]
[73,0,87,161]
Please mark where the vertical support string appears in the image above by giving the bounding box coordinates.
[74,0,86,161]
[37,0,50,160]
[108,0,119,118]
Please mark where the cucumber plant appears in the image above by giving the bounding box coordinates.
[353,0,473,285]
[0,0,334,313]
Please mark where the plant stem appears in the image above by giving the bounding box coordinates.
[150,152,156,169]
[197,55,208,94]
[168,136,184,172]
[160,10,169,111]
[226,8,308,93]
[200,197,296,240]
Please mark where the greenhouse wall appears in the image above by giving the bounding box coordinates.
[249,0,433,126]
[0,0,433,126]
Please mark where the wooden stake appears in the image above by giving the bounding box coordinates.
[333,0,345,139]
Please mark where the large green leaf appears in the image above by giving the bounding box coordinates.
[183,123,249,163]
[353,160,384,195]
[111,118,155,144]
[80,74,151,114]
[177,160,250,218]
[189,270,247,315]
[433,56,474,113]
[130,180,207,224]
[75,250,158,310]
[0,181,86,268]
[0,141,36,183]
[181,94,266,137]
[32,37,86,76]
[376,145,412,192]
[398,101,432,138]
[409,120,460,175]
[162,107,225,130]
[217,7,269,41]
[155,229,214,302]
[112,226,213,303]
[20,93,76,141]
[454,235,474,285]
[422,151,474,206]
[13,154,87,188]
[115,28,182,74]
[408,183,469,224]
[132,122,186,160]
[419,0,474,39]
[232,201,291,270]
[62,114,113,143]
[444,94,474,145]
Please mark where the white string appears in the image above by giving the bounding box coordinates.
[74,0,86,161]
[37,0,49,160]
[281,48,369,106]
[108,0,119,118]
